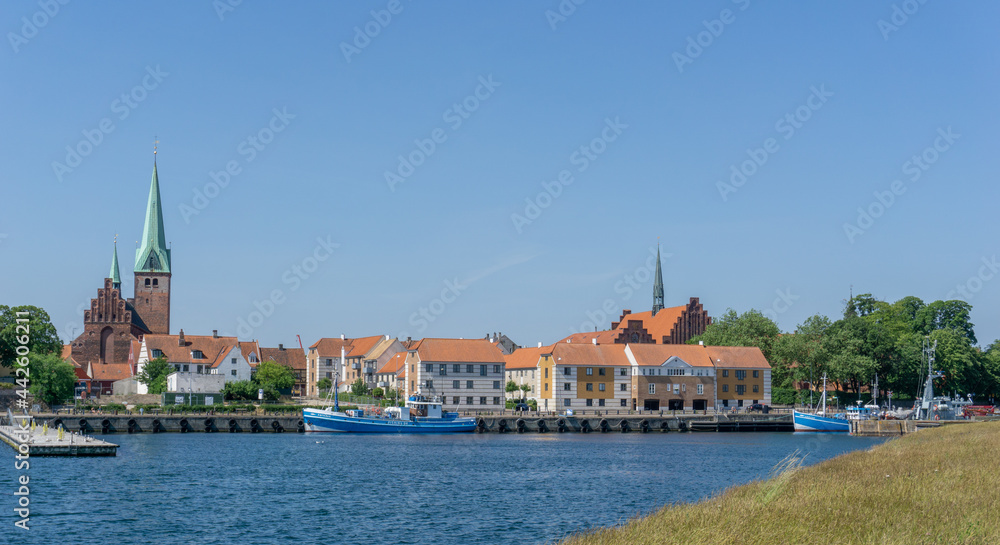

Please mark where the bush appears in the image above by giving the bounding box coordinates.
[102,403,127,412]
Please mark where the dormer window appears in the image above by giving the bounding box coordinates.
[191,350,205,359]
[249,354,258,363]
[151,349,164,358]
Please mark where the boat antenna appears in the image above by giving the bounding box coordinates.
[334,370,340,413]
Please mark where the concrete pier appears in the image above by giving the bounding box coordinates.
[0,418,118,456]
[35,414,306,434]
[474,413,793,433]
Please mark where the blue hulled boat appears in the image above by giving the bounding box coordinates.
[303,394,476,434]
[793,375,850,432]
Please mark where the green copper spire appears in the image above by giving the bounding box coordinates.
[652,242,664,316]
[110,238,122,289]
[134,162,171,273]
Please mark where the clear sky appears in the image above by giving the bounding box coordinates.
[2,2,998,350]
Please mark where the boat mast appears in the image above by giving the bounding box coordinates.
[821,374,827,415]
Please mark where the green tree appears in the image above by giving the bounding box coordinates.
[254,360,295,391]
[316,377,332,393]
[915,300,976,345]
[350,377,370,396]
[0,305,61,367]
[505,380,519,401]
[518,383,531,400]
[221,379,257,401]
[372,387,385,398]
[772,314,831,392]
[27,353,77,406]
[137,357,171,395]
[689,308,781,361]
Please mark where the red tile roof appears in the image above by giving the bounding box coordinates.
[260,346,306,371]
[559,330,620,345]
[548,343,631,367]
[613,306,686,342]
[144,333,237,368]
[503,345,553,369]
[628,343,714,367]
[412,338,505,363]
[91,363,133,382]
[347,335,386,358]
[705,346,771,369]
[309,337,351,355]
[376,351,407,375]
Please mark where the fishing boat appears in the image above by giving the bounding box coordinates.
[303,378,476,433]
[793,375,849,432]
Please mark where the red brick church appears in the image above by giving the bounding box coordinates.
[68,159,173,394]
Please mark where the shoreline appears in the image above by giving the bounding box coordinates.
[559,422,1000,545]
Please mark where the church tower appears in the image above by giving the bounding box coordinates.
[132,160,172,335]
[652,243,664,316]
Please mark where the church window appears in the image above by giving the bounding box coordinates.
[152,279,158,287]
[145,278,151,287]
[630,333,639,342]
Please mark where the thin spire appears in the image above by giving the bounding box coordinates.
[110,235,122,289]
[134,159,171,273]
[652,239,664,316]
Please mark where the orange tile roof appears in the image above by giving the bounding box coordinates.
[705,346,771,369]
[309,337,351,355]
[559,330,620,345]
[613,306,686,342]
[628,343,714,367]
[503,345,553,369]
[144,333,237,368]
[346,335,384,358]
[413,338,505,363]
[376,351,407,375]
[548,343,631,367]
[260,346,307,371]
[91,363,133,381]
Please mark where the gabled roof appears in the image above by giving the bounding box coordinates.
[376,351,407,375]
[412,338,505,364]
[309,337,352,356]
[503,345,553,370]
[346,335,384,358]
[547,343,631,367]
[91,363,133,382]
[260,345,307,371]
[613,305,686,342]
[705,345,771,369]
[239,341,260,364]
[559,330,620,345]
[144,333,238,367]
[628,343,714,367]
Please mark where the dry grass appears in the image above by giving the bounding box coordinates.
[560,423,1000,545]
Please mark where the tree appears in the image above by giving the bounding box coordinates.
[254,360,296,391]
[372,387,385,398]
[350,377,370,396]
[915,300,976,345]
[518,383,531,400]
[689,308,782,361]
[137,357,171,395]
[221,380,257,401]
[771,314,831,393]
[316,377,332,393]
[27,353,76,406]
[505,380,519,401]
[0,305,61,368]
[844,293,888,318]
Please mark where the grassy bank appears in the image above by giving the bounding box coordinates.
[562,422,1000,545]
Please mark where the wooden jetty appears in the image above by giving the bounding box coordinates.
[0,417,118,456]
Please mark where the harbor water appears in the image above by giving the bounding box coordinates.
[5,432,886,544]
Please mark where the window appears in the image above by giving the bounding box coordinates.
[697,384,704,395]
[467,396,473,405]
[544,383,549,391]
[667,369,685,376]
[453,364,461,373]
[493,381,500,389]
[598,368,606,376]
[620,383,627,391]
[231,358,237,364]
[753,385,759,393]
[564,399,571,407]
[144,278,150,286]
[480,396,487,405]
[231,370,237,376]
[453,380,460,389]
[544,368,549,378]
[598,383,606,392]
[439,364,447,376]
[586,367,593,376]
[586,399,593,407]
[182,364,189,372]
[586,383,593,391]
[426,364,434,373]
[480,365,487,376]
[152,349,164,358]
[736,370,747,380]
[722,370,729,378]
[648,384,655,394]
[453,396,460,405]
[191,350,204,359]
[467,380,474,389]
[325,358,332,365]
[753,370,759,378]
[619,368,627,376]
[493,365,500,373]
[598,399,605,407]
[723,384,729,392]
[737,385,746,395]
[621,399,628,407]
[563,383,571,391]
[563,367,571,376]
[196,365,203,374]
[673,384,680,394]
[466,365,473,373]
[425,380,433,389]
[411,380,415,390]
[493,397,500,405]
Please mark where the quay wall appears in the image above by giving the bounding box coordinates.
[34,414,305,434]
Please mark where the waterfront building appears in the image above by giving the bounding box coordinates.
[238,340,308,395]
[305,335,405,395]
[136,330,252,393]
[374,351,407,394]
[539,342,632,412]
[485,332,521,355]
[707,345,772,408]
[502,344,549,403]
[166,371,225,395]
[625,343,716,411]
[404,338,506,411]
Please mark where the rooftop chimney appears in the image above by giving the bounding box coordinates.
[212,330,218,338]
[178,329,185,346]
[698,340,704,346]
[592,338,597,345]
[537,342,542,348]
[340,334,345,340]
[278,344,284,350]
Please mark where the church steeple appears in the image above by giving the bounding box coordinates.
[134,161,171,273]
[110,237,121,290]
[652,242,664,316]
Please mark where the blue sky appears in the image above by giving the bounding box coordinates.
[2,1,998,350]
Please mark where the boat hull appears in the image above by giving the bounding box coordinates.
[793,411,850,432]
[303,409,476,434]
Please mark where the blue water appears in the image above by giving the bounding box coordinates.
[4,432,885,545]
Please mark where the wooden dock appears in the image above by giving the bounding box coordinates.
[0,417,118,456]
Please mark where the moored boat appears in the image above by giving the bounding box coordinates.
[793,375,849,432]
[304,394,476,433]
